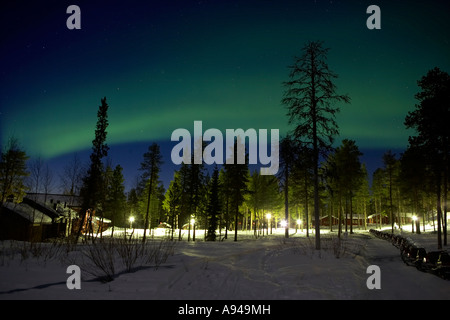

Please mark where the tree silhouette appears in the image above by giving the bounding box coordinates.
[278,136,298,238]
[185,160,206,238]
[282,41,350,249]
[104,165,126,235]
[224,140,249,241]
[382,150,399,234]
[0,138,29,204]
[77,97,109,242]
[139,143,163,242]
[206,166,220,241]
[372,168,388,229]
[291,145,314,236]
[405,67,450,248]
[354,163,370,231]
[336,139,363,235]
[399,145,429,234]
[163,171,182,240]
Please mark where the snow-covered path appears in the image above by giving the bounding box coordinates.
[362,233,449,300]
[0,230,448,300]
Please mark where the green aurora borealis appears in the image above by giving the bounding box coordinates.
[1,0,449,186]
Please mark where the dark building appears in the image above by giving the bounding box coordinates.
[0,199,62,241]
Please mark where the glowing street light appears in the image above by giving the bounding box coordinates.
[412,215,417,233]
[189,216,196,241]
[266,213,272,234]
[296,219,302,232]
[129,216,135,229]
[280,220,288,228]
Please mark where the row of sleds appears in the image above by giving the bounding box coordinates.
[369,229,450,280]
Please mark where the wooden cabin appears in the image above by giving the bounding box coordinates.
[0,200,59,241]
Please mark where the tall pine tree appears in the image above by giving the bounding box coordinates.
[224,140,249,241]
[163,171,182,240]
[279,136,298,238]
[405,67,450,248]
[77,97,109,242]
[206,166,221,241]
[282,41,350,249]
[139,143,163,242]
[333,139,363,235]
[382,150,399,234]
[105,165,126,236]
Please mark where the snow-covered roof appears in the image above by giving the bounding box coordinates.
[26,193,82,207]
[93,216,112,223]
[315,214,367,220]
[2,202,52,224]
[368,212,418,219]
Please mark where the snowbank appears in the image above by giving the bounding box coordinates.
[0,228,448,301]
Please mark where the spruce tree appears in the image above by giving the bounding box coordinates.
[399,146,428,234]
[206,167,220,241]
[291,146,314,237]
[355,163,370,231]
[405,67,450,248]
[77,97,109,242]
[382,150,399,234]
[163,171,182,240]
[333,139,363,235]
[185,160,206,235]
[224,140,249,241]
[279,136,298,238]
[105,165,126,235]
[139,143,163,242]
[0,138,29,204]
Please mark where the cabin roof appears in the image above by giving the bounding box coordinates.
[2,201,52,224]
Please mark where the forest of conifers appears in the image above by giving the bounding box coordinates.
[1,42,448,249]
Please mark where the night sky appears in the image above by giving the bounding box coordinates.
[1,0,449,190]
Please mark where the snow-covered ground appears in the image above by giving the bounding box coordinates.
[0,226,448,300]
